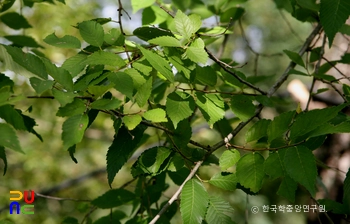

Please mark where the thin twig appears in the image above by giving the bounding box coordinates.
[149,161,203,224]
[35,193,91,202]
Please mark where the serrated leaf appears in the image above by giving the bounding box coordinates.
[4,35,42,48]
[143,108,167,122]
[84,51,125,68]
[78,21,104,47]
[283,49,305,67]
[230,95,255,122]
[29,77,54,95]
[135,77,152,107]
[175,10,202,40]
[206,196,235,224]
[57,98,86,117]
[106,125,146,186]
[166,91,195,128]
[209,172,237,191]
[317,199,348,214]
[0,146,7,175]
[44,33,81,48]
[62,114,88,149]
[196,92,225,127]
[133,27,175,41]
[283,146,317,196]
[104,28,125,46]
[236,153,265,193]
[264,151,285,179]
[108,72,134,99]
[180,179,209,224]
[320,0,350,47]
[173,120,192,149]
[219,149,240,170]
[268,111,295,143]
[123,114,142,130]
[138,45,174,82]
[0,123,23,153]
[277,175,298,202]
[132,146,172,176]
[41,58,74,91]
[52,89,76,106]
[90,98,122,110]
[195,65,217,86]
[131,0,155,13]
[0,12,31,29]
[92,189,135,208]
[245,119,270,143]
[184,38,208,64]
[62,54,87,77]
[148,36,181,47]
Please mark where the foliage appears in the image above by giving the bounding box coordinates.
[0,0,350,223]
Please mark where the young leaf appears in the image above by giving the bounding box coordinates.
[138,45,174,82]
[209,172,237,191]
[320,0,350,47]
[283,49,305,68]
[236,153,265,193]
[106,125,146,186]
[78,20,104,47]
[29,77,54,95]
[61,114,89,149]
[90,98,122,110]
[84,51,125,68]
[143,108,168,122]
[245,119,270,143]
[180,179,209,224]
[44,33,81,48]
[131,0,155,13]
[92,189,135,208]
[283,146,317,196]
[0,146,7,175]
[174,10,202,40]
[184,38,208,64]
[166,91,195,128]
[148,36,181,47]
[123,115,142,130]
[108,72,134,99]
[195,92,225,127]
[219,149,240,170]
[206,196,235,224]
[0,123,23,153]
[230,95,255,122]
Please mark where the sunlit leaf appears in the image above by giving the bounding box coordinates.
[62,114,88,149]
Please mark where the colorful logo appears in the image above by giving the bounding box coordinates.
[9,190,35,215]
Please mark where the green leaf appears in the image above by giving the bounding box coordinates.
[166,91,195,128]
[219,149,240,170]
[339,24,350,35]
[4,35,42,48]
[246,119,271,143]
[138,45,174,82]
[44,33,81,49]
[230,95,255,122]
[92,189,135,208]
[134,77,152,107]
[104,28,125,46]
[320,0,350,47]
[0,146,8,175]
[106,125,146,186]
[173,120,192,149]
[220,7,245,22]
[209,172,237,191]
[277,175,298,202]
[61,114,88,149]
[195,92,225,127]
[61,217,79,224]
[90,98,122,110]
[236,153,265,193]
[289,104,347,141]
[184,38,208,64]
[264,151,285,179]
[41,58,74,91]
[142,5,169,25]
[317,199,347,214]
[78,21,104,47]
[174,10,202,40]
[0,123,23,153]
[62,54,87,77]
[106,72,133,99]
[133,27,175,41]
[57,98,86,117]
[206,196,235,224]
[52,89,76,106]
[283,49,305,67]
[29,77,54,95]
[0,0,15,12]
[0,12,31,29]
[2,45,47,79]
[180,179,209,224]
[84,50,125,68]
[93,210,126,224]
[131,0,155,13]
[343,168,350,212]
[132,146,172,176]
[268,111,295,143]
[283,146,317,196]
[148,36,181,47]
[143,108,168,122]
[195,65,217,86]
[123,115,142,130]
